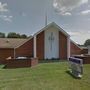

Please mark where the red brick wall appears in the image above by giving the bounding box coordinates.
[59,32,67,59]
[81,49,88,54]
[16,38,33,58]
[0,58,38,68]
[30,58,38,66]
[36,31,44,60]
[0,48,14,59]
[70,41,81,56]
[74,55,90,64]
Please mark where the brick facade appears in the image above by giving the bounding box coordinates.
[16,38,33,58]
[36,31,44,60]
[59,32,67,59]
[70,41,81,56]
[0,58,38,68]
[0,24,84,61]
[74,55,90,64]
[0,48,14,59]
[36,30,68,60]
[81,49,88,54]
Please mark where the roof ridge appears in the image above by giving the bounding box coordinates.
[34,22,70,37]
[70,39,82,50]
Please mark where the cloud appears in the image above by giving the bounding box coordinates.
[68,31,90,36]
[0,2,13,22]
[53,0,88,15]
[87,18,90,21]
[88,31,90,33]
[0,15,13,22]
[4,16,13,22]
[81,10,90,15]
[67,31,80,36]
[68,31,90,44]
[0,2,8,12]
[88,4,90,7]
[62,12,72,16]
[22,12,27,17]
[4,18,12,22]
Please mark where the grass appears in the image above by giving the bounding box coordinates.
[0,64,5,69]
[0,62,90,90]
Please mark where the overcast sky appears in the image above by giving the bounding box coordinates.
[0,0,90,44]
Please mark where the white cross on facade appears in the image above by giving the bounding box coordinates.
[48,32,54,51]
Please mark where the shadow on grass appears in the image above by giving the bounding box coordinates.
[66,70,82,80]
[0,64,6,69]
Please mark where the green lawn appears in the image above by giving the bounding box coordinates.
[0,62,90,90]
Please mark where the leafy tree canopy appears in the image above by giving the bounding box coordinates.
[0,32,31,38]
[84,39,90,46]
[20,34,27,38]
[7,32,20,38]
[0,32,5,38]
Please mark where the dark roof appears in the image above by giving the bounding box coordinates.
[0,38,29,48]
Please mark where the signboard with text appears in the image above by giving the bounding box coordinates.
[69,57,83,78]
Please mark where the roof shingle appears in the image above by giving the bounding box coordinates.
[0,38,29,48]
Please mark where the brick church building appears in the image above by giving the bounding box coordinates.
[0,22,83,60]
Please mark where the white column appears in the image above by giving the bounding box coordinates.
[34,36,37,58]
[67,36,70,60]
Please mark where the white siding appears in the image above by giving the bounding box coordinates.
[44,27,59,59]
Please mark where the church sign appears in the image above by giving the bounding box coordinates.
[69,57,83,78]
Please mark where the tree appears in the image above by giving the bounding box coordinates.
[0,32,5,38]
[20,34,27,38]
[28,35,32,38]
[7,32,20,38]
[16,33,21,38]
[84,39,90,46]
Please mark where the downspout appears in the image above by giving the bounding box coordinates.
[34,36,37,58]
[67,36,70,60]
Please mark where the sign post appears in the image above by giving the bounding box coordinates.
[69,57,83,78]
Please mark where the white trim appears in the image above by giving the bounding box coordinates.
[44,28,59,59]
[34,22,70,37]
[34,36,37,58]
[67,36,70,60]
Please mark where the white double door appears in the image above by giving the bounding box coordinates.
[45,28,59,59]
